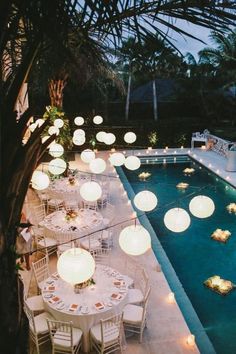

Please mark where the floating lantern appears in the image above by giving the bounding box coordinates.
[31,171,50,190]
[134,191,157,212]
[138,172,151,180]
[119,225,151,256]
[74,116,84,126]
[211,229,231,243]
[183,167,195,174]
[226,203,236,214]
[80,181,102,202]
[109,153,125,166]
[164,208,190,232]
[81,149,95,164]
[104,133,116,145]
[54,118,64,128]
[72,135,85,146]
[124,132,136,144]
[189,195,215,218]
[204,276,234,295]
[176,182,189,190]
[49,143,64,158]
[48,158,66,175]
[96,131,106,143]
[93,115,103,125]
[48,126,59,136]
[124,156,141,170]
[89,158,106,174]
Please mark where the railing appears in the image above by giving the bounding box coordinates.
[192,130,232,158]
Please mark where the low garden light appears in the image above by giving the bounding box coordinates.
[48,158,67,175]
[134,191,158,212]
[80,181,102,202]
[124,156,141,170]
[189,195,215,218]
[31,171,50,190]
[164,208,190,232]
[119,224,151,256]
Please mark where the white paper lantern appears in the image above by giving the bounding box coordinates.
[74,129,85,137]
[80,181,102,202]
[124,132,137,144]
[29,123,37,132]
[119,225,151,256]
[54,118,64,128]
[48,158,67,175]
[109,152,126,166]
[57,248,95,285]
[74,116,84,126]
[81,149,95,164]
[48,126,59,136]
[41,135,50,144]
[93,115,103,125]
[73,135,86,146]
[104,133,116,145]
[31,171,50,190]
[96,131,106,142]
[89,158,106,174]
[35,118,45,127]
[189,195,215,218]
[164,208,190,233]
[134,191,158,212]
[49,143,64,157]
[125,156,141,170]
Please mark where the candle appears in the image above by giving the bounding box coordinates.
[186,334,195,346]
[167,292,175,304]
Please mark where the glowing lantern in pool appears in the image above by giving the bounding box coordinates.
[134,191,158,212]
[125,156,141,170]
[31,171,50,190]
[74,129,85,137]
[35,118,45,127]
[73,135,85,146]
[189,195,215,218]
[104,133,116,145]
[124,132,136,144]
[109,152,125,166]
[48,126,59,136]
[89,158,106,174]
[57,248,95,285]
[49,143,64,158]
[29,123,37,132]
[80,181,102,202]
[54,118,64,128]
[93,115,103,125]
[74,116,84,126]
[81,149,95,164]
[164,208,190,232]
[48,158,67,175]
[96,131,106,143]
[119,225,151,256]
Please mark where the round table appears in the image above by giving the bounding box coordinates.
[42,265,129,352]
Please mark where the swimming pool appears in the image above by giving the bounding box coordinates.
[120,155,236,354]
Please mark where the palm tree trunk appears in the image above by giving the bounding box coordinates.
[125,74,132,121]
[153,80,158,121]
[48,77,67,109]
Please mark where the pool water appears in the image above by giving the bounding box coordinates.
[122,157,236,354]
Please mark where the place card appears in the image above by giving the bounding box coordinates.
[48,296,60,304]
[95,302,105,310]
[68,303,79,312]
[110,293,122,301]
[43,285,55,292]
[113,280,125,287]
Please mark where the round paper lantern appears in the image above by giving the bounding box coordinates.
[124,132,136,144]
[73,135,85,146]
[164,208,190,233]
[57,248,95,285]
[48,158,67,175]
[29,123,37,132]
[96,131,106,143]
[109,152,125,166]
[81,149,95,164]
[104,133,116,145]
[54,118,64,128]
[89,158,106,174]
[31,171,50,190]
[119,225,151,256]
[48,126,59,136]
[189,195,215,218]
[35,118,45,127]
[74,129,85,137]
[134,191,158,212]
[93,115,103,125]
[80,181,102,202]
[74,116,84,126]
[49,143,64,157]
[125,156,141,170]
[41,135,50,144]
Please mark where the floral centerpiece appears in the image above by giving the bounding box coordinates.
[74,278,96,293]
[226,203,236,214]
[204,275,235,295]
[65,209,78,222]
[68,176,76,185]
[211,229,231,243]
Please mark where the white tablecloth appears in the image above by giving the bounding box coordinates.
[42,265,129,352]
[49,177,80,194]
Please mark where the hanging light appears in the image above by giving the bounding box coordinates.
[96,131,106,143]
[72,135,85,146]
[104,133,116,145]
[119,225,151,256]
[48,158,67,175]
[89,158,106,174]
[57,248,95,285]
[29,123,37,132]
[81,149,95,164]
[49,143,64,157]
[189,195,215,218]
[74,129,85,137]
[35,118,45,127]
[124,132,137,144]
[109,152,125,166]
[93,115,103,125]
[74,116,84,126]
[54,118,64,128]
[125,156,141,170]
[80,181,102,201]
[164,208,190,232]
[41,135,50,144]
[134,191,158,212]
[48,126,59,136]
[31,171,50,190]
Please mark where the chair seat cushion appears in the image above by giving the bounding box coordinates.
[38,237,57,247]
[128,288,144,304]
[123,304,143,324]
[26,295,44,312]
[90,322,119,345]
[54,327,82,348]
[31,312,54,334]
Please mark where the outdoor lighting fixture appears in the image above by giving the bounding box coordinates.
[201,145,206,150]
[134,191,158,212]
[35,118,45,127]
[189,195,215,218]
[211,229,231,243]
[167,292,175,304]
[124,132,136,144]
[31,171,50,190]
[96,131,106,142]
[89,158,106,174]
[74,116,84,126]
[183,167,195,174]
[74,129,85,137]
[104,133,116,145]
[57,248,95,286]
[80,181,102,202]
[119,225,151,256]
[124,156,141,170]
[204,275,235,295]
[81,149,95,163]
[93,115,103,125]
[73,135,85,146]
[186,334,195,347]
[138,172,151,180]
[49,143,64,158]
[164,208,190,232]
[48,158,67,175]
[226,203,236,214]
[48,126,59,136]
[176,182,189,190]
[109,152,125,166]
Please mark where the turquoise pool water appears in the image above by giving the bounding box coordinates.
[121,156,236,354]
